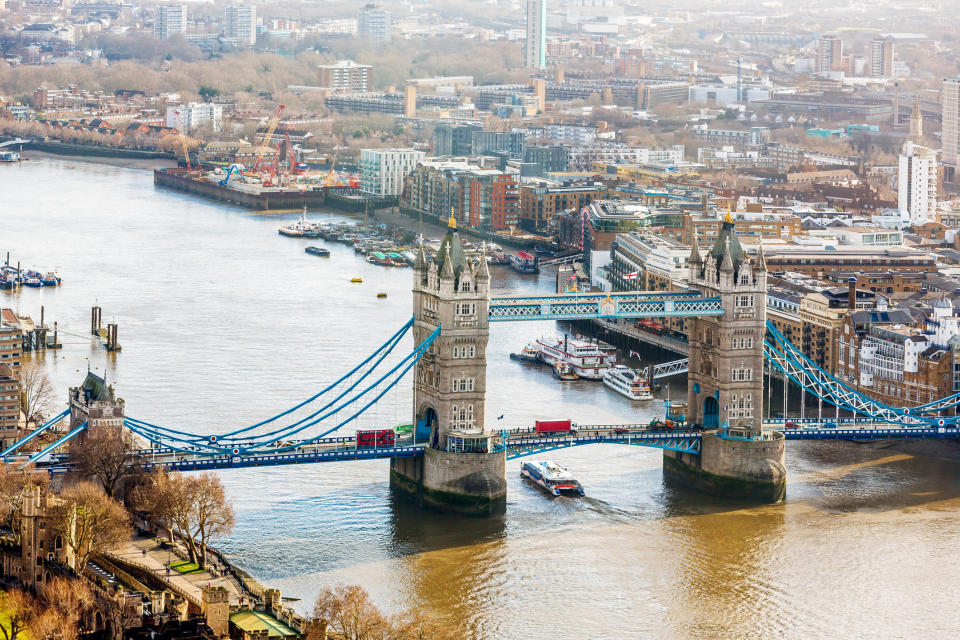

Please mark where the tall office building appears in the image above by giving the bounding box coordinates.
[898,141,938,225]
[869,38,893,78]
[525,0,547,70]
[357,3,391,42]
[317,60,372,92]
[817,35,842,74]
[154,4,187,40]
[225,4,257,47]
[942,77,960,180]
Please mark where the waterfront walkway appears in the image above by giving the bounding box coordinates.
[109,536,247,606]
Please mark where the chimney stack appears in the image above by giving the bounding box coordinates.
[848,277,857,310]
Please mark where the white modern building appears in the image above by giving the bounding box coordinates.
[317,60,372,93]
[360,148,425,196]
[525,0,546,69]
[357,3,391,41]
[943,76,960,180]
[898,141,938,225]
[225,4,257,47]
[165,103,224,133]
[154,4,187,40]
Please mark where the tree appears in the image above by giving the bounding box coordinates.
[0,590,35,640]
[50,481,131,571]
[0,465,48,543]
[136,471,234,569]
[311,584,463,640]
[18,362,53,425]
[312,584,389,640]
[184,473,234,569]
[39,577,95,639]
[72,427,142,499]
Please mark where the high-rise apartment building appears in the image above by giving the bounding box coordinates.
[898,141,938,225]
[360,148,425,196]
[317,60,372,93]
[165,103,224,132]
[942,77,960,180]
[225,4,257,47]
[525,0,547,69]
[357,4,391,42]
[817,35,843,74]
[869,38,893,78]
[154,4,187,40]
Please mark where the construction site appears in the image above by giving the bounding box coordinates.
[155,105,392,211]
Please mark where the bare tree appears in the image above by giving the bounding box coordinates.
[0,465,48,542]
[136,470,234,569]
[40,577,95,639]
[0,590,36,640]
[312,584,389,640]
[50,481,132,571]
[185,473,234,569]
[18,362,53,425]
[72,427,142,499]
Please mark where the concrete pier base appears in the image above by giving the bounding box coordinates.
[663,431,786,503]
[390,448,506,516]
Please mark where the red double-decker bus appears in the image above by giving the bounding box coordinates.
[356,429,396,448]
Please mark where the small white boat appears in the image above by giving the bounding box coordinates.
[603,365,653,401]
[521,461,584,496]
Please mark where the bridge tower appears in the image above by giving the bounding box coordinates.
[389,218,506,515]
[67,370,125,455]
[664,216,786,502]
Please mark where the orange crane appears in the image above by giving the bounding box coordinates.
[324,152,339,187]
[253,105,285,172]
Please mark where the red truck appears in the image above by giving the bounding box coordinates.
[534,419,573,435]
[356,429,396,448]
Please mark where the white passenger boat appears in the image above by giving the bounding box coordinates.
[602,365,653,400]
[521,461,584,496]
[535,335,612,380]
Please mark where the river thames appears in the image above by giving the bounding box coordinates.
[2,158,960,639]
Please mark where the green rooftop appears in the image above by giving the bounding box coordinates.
[230,610,300,637]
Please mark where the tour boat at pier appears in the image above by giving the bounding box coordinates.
[536,335,612,380]
[552,361,579,381]
[521,461,584,497]
[603,365,653,401]
[0,151,20,162]
[41,272,61,286]
[509,251,540,274]
[509,343,540,363]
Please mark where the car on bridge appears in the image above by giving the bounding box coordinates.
[784,421,800,429]
[822,421,838,429]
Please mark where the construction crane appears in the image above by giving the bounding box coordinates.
[174,110,192,173]
[324,152,339,187]
[253,105,285,172]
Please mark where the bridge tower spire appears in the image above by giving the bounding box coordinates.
[391,217,506,515]
[665,216,786,502]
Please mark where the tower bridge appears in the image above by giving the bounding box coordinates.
[5,216,960,513]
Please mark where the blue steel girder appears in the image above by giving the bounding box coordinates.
[504,432,702,459]
[142,444,427,471]
[488,290,724,322]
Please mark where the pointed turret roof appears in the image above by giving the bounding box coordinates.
[477,242,491,280]
[414,238,427,271]
[688,228,702,265]
[709,212,745,274]
[720,236,734,273]
[756,237,767,272]
[435,216,469,284]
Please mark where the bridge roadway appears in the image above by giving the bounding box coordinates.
[23,421,960,473]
